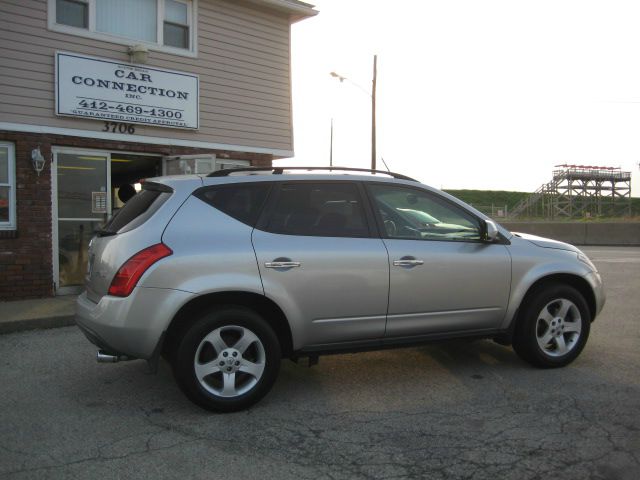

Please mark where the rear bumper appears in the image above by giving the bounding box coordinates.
[75,287,193,359]
[76,319,121,355]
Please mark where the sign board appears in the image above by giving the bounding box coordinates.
[55,52,199,130]
[91,192,107,214]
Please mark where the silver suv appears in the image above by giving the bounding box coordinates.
[76,167,605,412]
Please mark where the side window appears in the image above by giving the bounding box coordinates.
[369,185,481,241]
[264,183,369,237]
[195,183,271,227]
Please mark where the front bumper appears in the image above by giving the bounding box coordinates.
[75,287,193,359]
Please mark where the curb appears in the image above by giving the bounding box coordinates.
[0,315,76,335]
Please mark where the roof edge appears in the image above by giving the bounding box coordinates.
[246,0,318,22]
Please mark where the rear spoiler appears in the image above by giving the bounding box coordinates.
[142,181,173,193]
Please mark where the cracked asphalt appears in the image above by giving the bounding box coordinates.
[1,246,639,480]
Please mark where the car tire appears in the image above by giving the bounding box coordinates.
[513,283,591,368]
[173,306,281,412]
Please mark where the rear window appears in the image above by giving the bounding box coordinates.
[194,183,271,226]
[101,188,169,234]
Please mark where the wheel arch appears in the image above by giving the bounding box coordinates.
[161,291,294,360]
[497,272,596,347]
[508,273,594,368]
[518,273,596,323]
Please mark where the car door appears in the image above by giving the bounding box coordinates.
[252,181,389,348]
[366,183,511,338]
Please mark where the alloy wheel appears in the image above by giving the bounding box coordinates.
[194,325,266,398]
[535,298,582,357]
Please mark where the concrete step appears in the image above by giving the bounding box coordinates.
[0,295,77,334]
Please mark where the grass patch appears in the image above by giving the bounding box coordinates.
[444,189,640,219]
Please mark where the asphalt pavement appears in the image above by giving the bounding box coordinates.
[0,246,638,480]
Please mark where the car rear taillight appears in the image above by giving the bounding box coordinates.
[108,243,172,297]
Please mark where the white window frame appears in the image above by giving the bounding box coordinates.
[48,0,198,58]
[0,142,17,231]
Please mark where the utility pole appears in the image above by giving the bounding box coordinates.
[330,54,378,170]
[371,54,377,171]
[329,118,334,167]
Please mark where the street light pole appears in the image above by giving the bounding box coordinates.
[371,54,377,171]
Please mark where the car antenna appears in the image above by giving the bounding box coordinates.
[381,157,391,172]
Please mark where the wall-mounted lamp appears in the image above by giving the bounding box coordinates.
[31,147,46,176]
[128,44,149,64]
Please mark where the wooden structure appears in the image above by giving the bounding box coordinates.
[510,165,632,219]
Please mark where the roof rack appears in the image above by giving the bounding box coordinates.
[207,166,418,182]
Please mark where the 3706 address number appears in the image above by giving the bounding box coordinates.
[103,122,136,134]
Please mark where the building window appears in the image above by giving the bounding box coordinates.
[96,0,158,44]
[0,143,16,230]
[164,0,189,49]
[50,0,196,55]
[56,0,88,28]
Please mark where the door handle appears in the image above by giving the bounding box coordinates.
[393,259,424,267]
[265,261,301,269]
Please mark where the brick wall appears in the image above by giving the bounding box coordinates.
[0,132,53,300]
[0,130,273,300]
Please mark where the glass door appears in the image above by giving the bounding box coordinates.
[54,150,110,294]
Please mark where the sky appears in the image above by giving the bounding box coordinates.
[281,0,640,194]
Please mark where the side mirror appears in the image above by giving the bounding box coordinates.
[482,220,499,242]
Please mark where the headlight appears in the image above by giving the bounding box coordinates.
[577,252,597,272]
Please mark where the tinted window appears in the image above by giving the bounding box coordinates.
[369,185,481,241]
[102,189,168,234]
[265,183,368,237]
[195,184,270,227]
